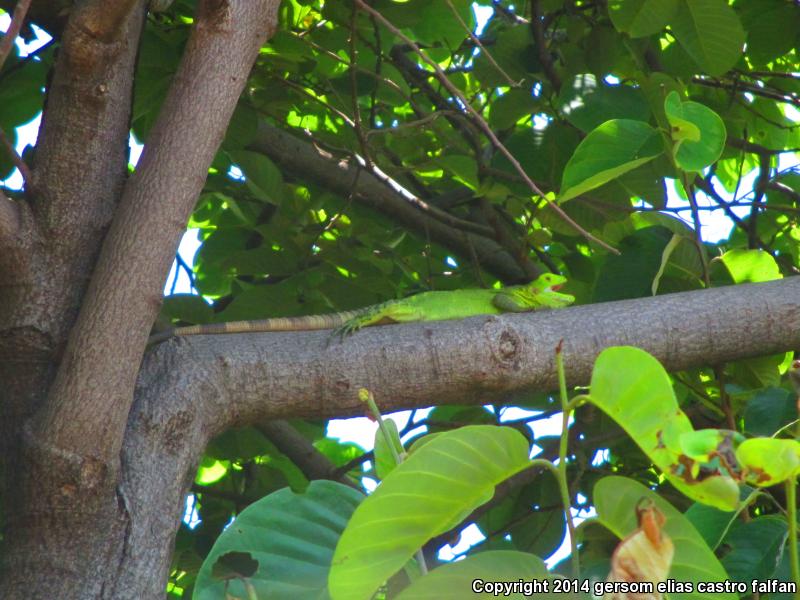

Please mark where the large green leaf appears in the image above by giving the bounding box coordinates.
[670,0,745,76]
[594,477,736,600]
[743,387,796,437]
[193,480,364,600]
[329,425,532,600]
[720,516,788,584]
[559,75,650,133]
[709,248,782,285]
[664,92,726,172]
[607,0,678,38]
[228,150,286,205]
[736,438,800,487]
[587,347,740,510]
[593,226,673,302]
[559,119,663,203]
[737,0,800,66]
[394,551,556,599]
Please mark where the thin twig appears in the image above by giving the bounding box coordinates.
[0,0,33,73]
[0,126,32,189]
[727,136,799,156]
[768,181,800,205]
[530,0,561,91]
[356,0,619,254]
[349,5,373,170]
[693,76,800,107]
[368,12,382,129]
[747,153,771,250]
[445,0,520,87]
[682,175,711,287]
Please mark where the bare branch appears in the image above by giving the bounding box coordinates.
[250,123,528,280]
[530,0,561,92]
[36,0,281,460]
[258,420,361,489]
[445,0,520,88]
[0,0,32,72]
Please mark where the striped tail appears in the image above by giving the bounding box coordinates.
[148,309,366,345]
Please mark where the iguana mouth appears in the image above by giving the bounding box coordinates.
[551,284,563,292]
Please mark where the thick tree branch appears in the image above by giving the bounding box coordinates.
[37,0,281,460]
[139,277,800,434]
[0,190,19,244]
[34,1,144,238]
[67,0,138,43]
[249,123,527,282]
[258,420,361,488]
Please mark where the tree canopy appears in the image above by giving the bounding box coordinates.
[0,0,799,598]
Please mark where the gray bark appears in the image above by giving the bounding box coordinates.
[0,1,281,598]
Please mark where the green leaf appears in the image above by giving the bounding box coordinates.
[684,502,738,550]
[228,150,285,205]
[394,551,554,599]
[664,92,701,142]
[559,75,650,133]
[738,0,800,66]
[651,233,682,295]
[743,387,796,437]
[161,294,213,327]
[587,347,740,511]
[709,248,782,285]
[607,0,678,38]
[329,426,532,600]
[670,0,745,76]
[664,91,726,172]
[594,476,736,600]
[436,154,479,191]
[374,418,404,480]
[489,89,537,129]
[559,119,663,203]
[736,438,800,487]
[193,480,364,600]
[593,226,673,302]
[720,516,788,584]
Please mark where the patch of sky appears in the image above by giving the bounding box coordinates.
[228,164,244,181]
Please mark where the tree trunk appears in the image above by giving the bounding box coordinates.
[0,1,279,597]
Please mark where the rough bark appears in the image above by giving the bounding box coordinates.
[0,1,281,598]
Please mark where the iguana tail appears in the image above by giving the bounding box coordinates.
[148,309,366,345]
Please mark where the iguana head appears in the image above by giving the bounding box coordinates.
[532,272,567,293]
[530,273,574,307]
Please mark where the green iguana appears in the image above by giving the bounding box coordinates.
[148,272,574,345]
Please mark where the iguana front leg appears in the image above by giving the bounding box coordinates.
[334,299,423,337]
